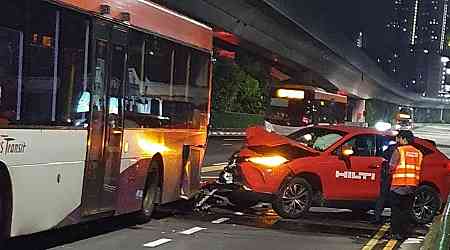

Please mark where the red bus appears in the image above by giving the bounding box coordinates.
[0,0,212,240]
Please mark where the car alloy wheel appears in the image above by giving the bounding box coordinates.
[411,186,441,224]
[273,177,312,219]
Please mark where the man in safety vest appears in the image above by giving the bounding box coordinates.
[388,130,423,240]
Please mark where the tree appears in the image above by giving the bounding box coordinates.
[212,56,266,114]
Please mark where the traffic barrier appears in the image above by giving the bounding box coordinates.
[208,128,246,137]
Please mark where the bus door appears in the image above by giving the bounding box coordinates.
[82,20,127,216]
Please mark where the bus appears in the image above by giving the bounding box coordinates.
[394,107,414,130]
[0,0,212,240]
[265,85,348,135]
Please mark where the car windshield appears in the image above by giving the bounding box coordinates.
[288,127,346,152]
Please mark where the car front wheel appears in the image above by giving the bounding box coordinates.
[411,185,441,224]
[272,177,313,219]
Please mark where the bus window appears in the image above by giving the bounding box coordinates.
[0,1,24,126]
[21,2,56,125]
[0,27,21,126]
[189,50,210,129]
[56,11,90,127]
[0,3,90,128]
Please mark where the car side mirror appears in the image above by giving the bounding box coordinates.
[339,144,354,158]
[339,146,353,169]
[342,148,354,157]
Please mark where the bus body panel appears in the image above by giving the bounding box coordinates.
[120,128,206,205]
[0,129,88,237]
[51,0,213,51]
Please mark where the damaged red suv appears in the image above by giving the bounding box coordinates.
[220,125,450,224]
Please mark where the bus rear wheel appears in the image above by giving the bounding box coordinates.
[136,161,161,224]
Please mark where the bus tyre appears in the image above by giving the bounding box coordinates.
[272,177,313,219]
[411,185,441,224]
[137,161,161,224]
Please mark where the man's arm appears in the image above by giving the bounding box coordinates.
[389,149,400,174]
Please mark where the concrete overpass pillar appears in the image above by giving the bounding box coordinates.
[351,99,366,123]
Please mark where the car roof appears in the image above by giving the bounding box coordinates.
[313,125,394,136]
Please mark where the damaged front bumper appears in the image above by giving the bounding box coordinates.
[194,155,273,211]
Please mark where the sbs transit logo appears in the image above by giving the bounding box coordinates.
[0,136,27,155]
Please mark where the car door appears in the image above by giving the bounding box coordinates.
[329,134,384,200]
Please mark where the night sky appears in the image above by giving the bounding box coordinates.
[327,0,394,52]
[290,0,394,58]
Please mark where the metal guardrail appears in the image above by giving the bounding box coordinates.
[208,128,246,137]
[434,194,450,250]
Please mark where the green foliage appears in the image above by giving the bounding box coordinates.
[211,59,240,112]
[210,111,264,128]
[236,50,271,110]
[212,55,267,114]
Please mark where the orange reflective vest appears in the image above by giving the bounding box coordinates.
[391,145,423,187]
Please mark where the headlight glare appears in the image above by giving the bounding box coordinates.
[247,155,288,167]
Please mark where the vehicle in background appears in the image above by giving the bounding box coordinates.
[220,125,449,224]
[265,85,347,135]
[0,0,212,241]
[394,107,414,130]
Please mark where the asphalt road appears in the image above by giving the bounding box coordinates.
[6,124,450,250]
[413,123,450,157]
[6,203,409,250]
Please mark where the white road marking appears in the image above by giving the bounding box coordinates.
[222,144,233,146]
[179,227,206,235]
[201,164,227,173]
[402,238,423,244]
[223,138,244,141]
[143,238,172,248]
[210,162,228,166]
[212,218,230,224]
[233,212,244,216]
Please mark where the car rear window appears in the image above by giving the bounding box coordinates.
[288,127,347,152]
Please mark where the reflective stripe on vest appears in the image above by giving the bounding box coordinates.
[391,145,423,187]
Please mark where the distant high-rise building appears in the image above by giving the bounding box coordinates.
[356,31,364,48]
[387,0,450,97]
